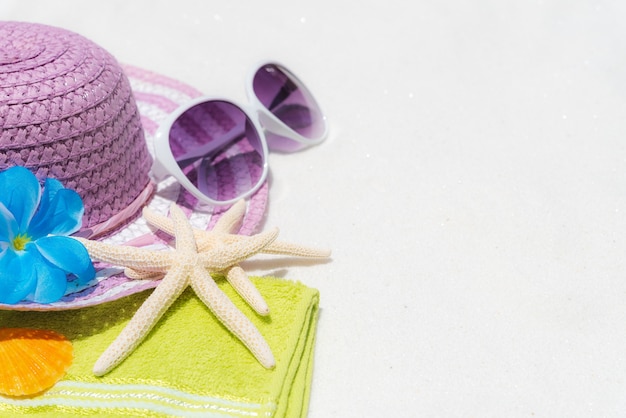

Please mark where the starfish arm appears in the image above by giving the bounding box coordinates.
[144,210,222,253]
[93,265,190,376]
[263,242,332,258]
[144,199,245,239]
[125,268,164,280]
[226,265,270,316]
[142,206,175,236]
[196,233,259,253]
[191,266,275,369]
[144,205,202,254]
[199,228,279,271]
[197,234,224,253]
[143,204,330,259]
[143,208,234,253]
[201,231,332,259]
[169,203,198,253]
[74,237,173,272]
[212,199,246,233]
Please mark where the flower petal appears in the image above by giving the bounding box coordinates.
[29,186,84,238]
[0,202,18,242]
[0,250,37,304]
[0,166,41,231]
[28,253,69,303]
[34,236,95,283]
[28,178,63,237]
[36,178,64,213]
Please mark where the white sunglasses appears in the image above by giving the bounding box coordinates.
[152,62,328,206]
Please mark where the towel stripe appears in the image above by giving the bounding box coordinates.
[0,381,276,417]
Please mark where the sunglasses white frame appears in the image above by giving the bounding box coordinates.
[152,61,328,207]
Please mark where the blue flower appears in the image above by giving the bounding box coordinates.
[0,166,95,304]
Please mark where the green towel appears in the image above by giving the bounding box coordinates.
[0,277,320,417]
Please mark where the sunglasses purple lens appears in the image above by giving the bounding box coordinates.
[252,63,325,140]
[168,100,265,202]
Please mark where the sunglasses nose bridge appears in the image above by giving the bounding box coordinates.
[254,107,286,135]
[254,104,327,152]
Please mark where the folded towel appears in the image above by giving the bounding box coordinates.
[0,277,320,417]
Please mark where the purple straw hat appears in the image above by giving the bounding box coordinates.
[0,21,268,310]
[0,21,153,234]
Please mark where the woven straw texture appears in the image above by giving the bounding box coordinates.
[0,21,152,230]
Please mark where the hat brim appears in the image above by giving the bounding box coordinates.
[0,65,269,311]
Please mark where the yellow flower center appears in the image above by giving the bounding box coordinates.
[12,233,31,251]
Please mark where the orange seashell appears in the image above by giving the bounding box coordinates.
[0,328,73,397]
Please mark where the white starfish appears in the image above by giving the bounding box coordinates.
[75,203,280,376]
[130,199,331,316]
